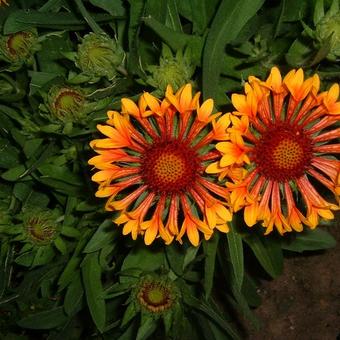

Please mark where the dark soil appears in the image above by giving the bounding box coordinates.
[246,221,340,340]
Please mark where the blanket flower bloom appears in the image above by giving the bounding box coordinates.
[89,84,232,246]
[208,67,340,235]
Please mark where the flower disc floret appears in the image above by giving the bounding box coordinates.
[89,84,232,246]
[211,67,340,235]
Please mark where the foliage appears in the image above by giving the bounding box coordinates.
[0,0,337,339]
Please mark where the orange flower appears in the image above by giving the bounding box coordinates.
[89,84,231,246]
[211,67,340,234]
[0,0,9,6]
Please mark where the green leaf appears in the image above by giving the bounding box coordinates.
[90,0,126,16]
[1,165,27,181]
[37,164,83,186]
[203,233,219,299]
[39,0,64,12]
[0,139,20,169]
[31,246,55,267]
[313,0,325,25]
[145,0,167,24]
[37,177,84,197]
[183,246,200,270]
[15,251,34,267]
[74,0,105,34]
[227,228,244,291]
[127,0,146,76]
[241,274,261,308]
[81,252,106,332]
[29,71,61,95]
[190,0,207,34]
[104,282,133,299]
[143,16,203,52]
[121,302,138,327]
[0,243,14,298]
[60,226,81,238]
[54,237,67,255]
[165,244,185,276]
[99,244,116,271]
[12,182,31,202]
[64,273,84,316]
[84,219,116,253]
[281,228,336,252]
[121,245,165,277]
[4,10,113,34]
[23,191,50,209]
[229,280,260,329]
[285,37,313,67]
[202,0,265,99]
[58,257,81,290]
[183,291,240,339]
[164,0,182,32]
[244,234,283,278]
[17,307,68,329]
[23,138,44,158]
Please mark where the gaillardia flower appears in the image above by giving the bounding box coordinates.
[89,84,232,246]
[208,67,340,234]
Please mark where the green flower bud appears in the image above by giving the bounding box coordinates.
[146,45,195,93]
[0,29,39,69]
[23,210,60,246]
[75,33,125,80]
[46,85,85,122]
[316,12,340,59]
[133,275,179,316]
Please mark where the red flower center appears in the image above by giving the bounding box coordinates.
[253,122,313,182]
[141,140,200,194]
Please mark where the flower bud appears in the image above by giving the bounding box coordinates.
[133,275,179,315]
[0,29,39,69]
[46,85,85,122]
[146,45,195,93]
[75,33,125,80]
[23,210,60,246]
